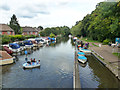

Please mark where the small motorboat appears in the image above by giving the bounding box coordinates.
[79,47,91,54]
[3,46,13,55]
[23,40,33,49]
[78,56,87,64]
[9,43,21,53]
[77,52,85,56]
[23,60,40,69]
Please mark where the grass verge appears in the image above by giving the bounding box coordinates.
[92,43,99,47]
[113,53,120,58]
[80,37,100,43]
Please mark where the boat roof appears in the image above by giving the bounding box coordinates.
[0,51,12,60]
[9,43,20,48]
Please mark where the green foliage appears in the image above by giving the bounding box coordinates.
[2,35,11,44]
[40,26,70,37]
[38,26,43,30]
[9,14,22,34]
[25,35,36,39]
[102,39,110,45]
[71,2,120,42]
[50,33,55,38]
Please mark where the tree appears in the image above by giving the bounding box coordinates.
[50,33,55,38]
[9,14,21,34]
[38,26,43,30]
[70,1,120,42]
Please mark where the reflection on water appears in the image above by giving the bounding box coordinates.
[2,37,120,88]
[79,56,120,88]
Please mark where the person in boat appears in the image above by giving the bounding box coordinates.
[31,58,36,62]
[80,41,83,48]
[84,42,89,49]
[27,61,31,65]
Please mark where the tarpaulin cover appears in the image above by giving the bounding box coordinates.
[9,43,20,49]
[78,56,87,60]
[78,52,85,55]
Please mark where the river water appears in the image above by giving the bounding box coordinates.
[2,38,119,88]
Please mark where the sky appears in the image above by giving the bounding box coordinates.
[0,0,112,28]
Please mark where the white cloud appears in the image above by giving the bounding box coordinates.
[0,0,105,28]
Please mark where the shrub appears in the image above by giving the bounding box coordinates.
[2,35,11,44]
[50,33,55,38]
[25,35,36,39]
[102,39,110,45]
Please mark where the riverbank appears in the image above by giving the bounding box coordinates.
[80,39,120,80]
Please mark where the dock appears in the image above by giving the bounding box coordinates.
[73,44,81,89]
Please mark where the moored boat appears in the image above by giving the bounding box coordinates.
[78,56,87,64]
[77,52,85,56]
[3,46,13,55]
[0,51,14,65]
[79,47,91,54]
[9,43,21,53]
[23,40,33,49]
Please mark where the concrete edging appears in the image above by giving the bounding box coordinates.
[91,51,120,80]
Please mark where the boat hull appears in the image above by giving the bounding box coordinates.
[78,59,87,64]
[23,62,40,69]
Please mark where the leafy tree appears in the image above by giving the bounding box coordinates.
[50,33,55,38]
[9,14,21,34]
[71,1,120,42]
[38,26,43,30]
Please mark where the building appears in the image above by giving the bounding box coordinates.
[0,24,15,35]
[22,26,38,35]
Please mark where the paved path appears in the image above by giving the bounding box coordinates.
[90,45,119,63]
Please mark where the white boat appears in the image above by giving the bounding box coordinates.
[78,56,87,64]
[23,61,40,69]
[79,47,91,54]
[23,40,34,49]
[9,43,21,53]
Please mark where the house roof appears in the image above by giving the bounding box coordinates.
[0,24,14,32]
[22,26,38,32]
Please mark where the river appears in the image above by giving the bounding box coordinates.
[2,38,119,88]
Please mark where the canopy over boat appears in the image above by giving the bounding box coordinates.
[78,56,87,63]
[9,43,20,49]
[78,56,87,60]
[23,40,33,45]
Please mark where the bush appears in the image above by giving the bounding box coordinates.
[2,35,11,44]
[50,33,55,38]
[102,39,110,45]
[25,35,36,39]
